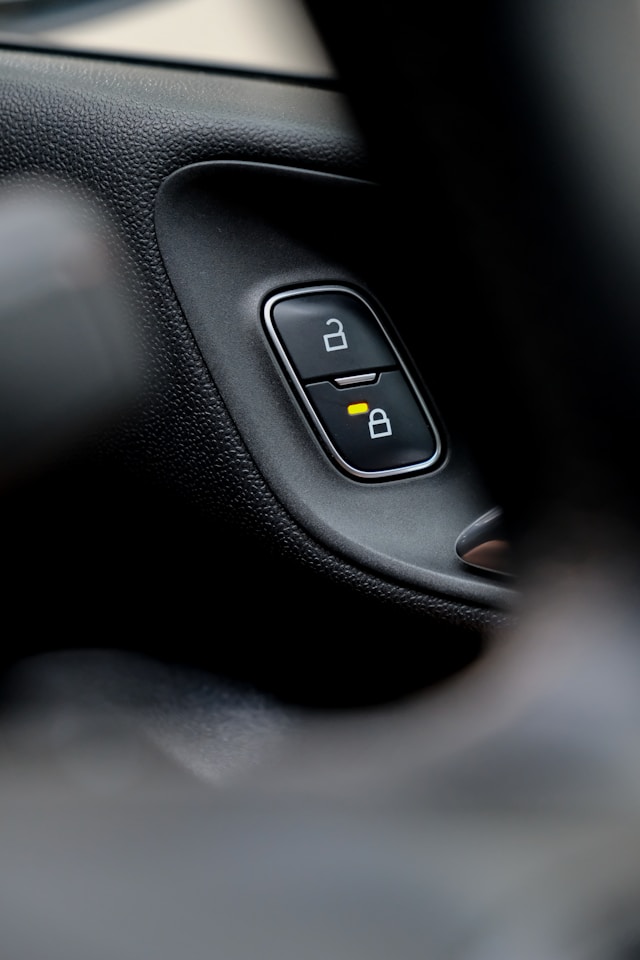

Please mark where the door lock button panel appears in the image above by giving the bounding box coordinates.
[264,285,442,480]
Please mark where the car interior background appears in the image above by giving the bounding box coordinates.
[1,1,640,957]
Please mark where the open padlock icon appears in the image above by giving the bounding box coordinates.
[323,317,348,352]
[368,408,393,439]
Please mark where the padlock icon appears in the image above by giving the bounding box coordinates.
[368,408,393,439]
[323,317,348,352]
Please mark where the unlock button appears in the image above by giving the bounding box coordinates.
[306,371,438,476]
[268,289,395,380]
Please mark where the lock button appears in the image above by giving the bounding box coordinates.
[268,289,395,380]
[306,371,437,475]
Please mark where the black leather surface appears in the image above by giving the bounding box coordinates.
[0,49,506,700]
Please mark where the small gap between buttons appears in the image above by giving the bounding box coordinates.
[334,372,379,387]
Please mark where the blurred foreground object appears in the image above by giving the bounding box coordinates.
[0,184,141,487]
[1,564,640,959]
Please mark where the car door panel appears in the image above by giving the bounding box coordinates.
[0,47,508,692]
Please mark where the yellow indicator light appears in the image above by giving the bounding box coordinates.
[347,402,369,416]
